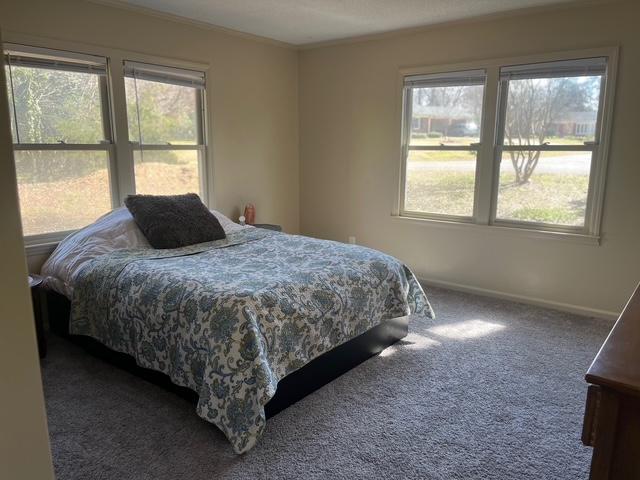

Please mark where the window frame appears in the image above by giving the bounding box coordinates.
[4,43,117,245]
[396,47,618,243]
[490,57,608,235]
[3,35,211,249]
[399,69,488,223]
[123,60,208,197]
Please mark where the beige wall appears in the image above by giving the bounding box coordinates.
[1,0,300,236]
[299,0,640,316]
[0,27,55,480]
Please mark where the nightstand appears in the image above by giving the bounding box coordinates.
[28,275,47,358]
[253,224,282,232]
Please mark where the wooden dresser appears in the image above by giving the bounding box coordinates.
[582,283,640,479]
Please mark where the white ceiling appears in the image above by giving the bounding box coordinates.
[116,0,584,46]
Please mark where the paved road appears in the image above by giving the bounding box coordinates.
[408,154,590,175]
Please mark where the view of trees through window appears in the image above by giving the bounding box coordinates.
[125,76,202,196]
[404,81,484,217]
[410,84,484,145]
[5,65,112,235]
[4,52,206,236]
[125,77,198,145]
[403,63,605,229]
[496,75,601,225]
[5,47,609,237]
[6,66,104,145]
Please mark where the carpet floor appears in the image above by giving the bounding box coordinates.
[41,287,612,480]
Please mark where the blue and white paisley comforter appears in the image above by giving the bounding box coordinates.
[71,228,433,453]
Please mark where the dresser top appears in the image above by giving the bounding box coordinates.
[586,283,640,397]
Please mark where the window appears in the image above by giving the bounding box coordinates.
[399,52,614,238]
[402,70,486,218]
[4,44,114,237]
[124,61,205,196]
[494,58,606,229]
[3,43,209,243]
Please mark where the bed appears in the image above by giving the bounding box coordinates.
[41,206,434,453]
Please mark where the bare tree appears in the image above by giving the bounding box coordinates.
[504,77,597,185]
[8,66,105,182]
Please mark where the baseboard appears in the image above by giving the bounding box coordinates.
[419,277,619,321]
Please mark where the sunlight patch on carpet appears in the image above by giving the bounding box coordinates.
[379,332,441,356]
[428,319,505,340]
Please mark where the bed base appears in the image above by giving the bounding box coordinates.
[45,290,409,418]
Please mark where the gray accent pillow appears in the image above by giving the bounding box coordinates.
[124,193,226,249]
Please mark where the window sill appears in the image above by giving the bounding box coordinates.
[24,230,74,257]
[391,215,601,246]
[25,241,59,257]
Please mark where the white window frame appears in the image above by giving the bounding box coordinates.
[3,34,211,250]
[395,47,618,244]
[400,69,487,223]
[4,43,117,246]
[491,57,609,235]
[123,60,208,197]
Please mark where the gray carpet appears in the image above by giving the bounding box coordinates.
[41,287,612,480]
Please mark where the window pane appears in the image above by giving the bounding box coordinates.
[410,84,484,146]
[404,150,477,217]
[134,150,200,195]
[126,77,199,145]
[496,151,591,226]
[504,75,602,146]
[15,150,112,235]
[6,66,105,144]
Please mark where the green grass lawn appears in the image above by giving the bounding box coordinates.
[405,169,589,225]
[409,150,477,162]
[496,172,588,225]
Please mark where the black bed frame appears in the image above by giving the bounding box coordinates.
[45,290,408,418]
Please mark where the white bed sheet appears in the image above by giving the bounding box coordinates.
[41,207,248,298]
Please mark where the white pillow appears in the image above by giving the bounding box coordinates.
[41,206,246,297]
